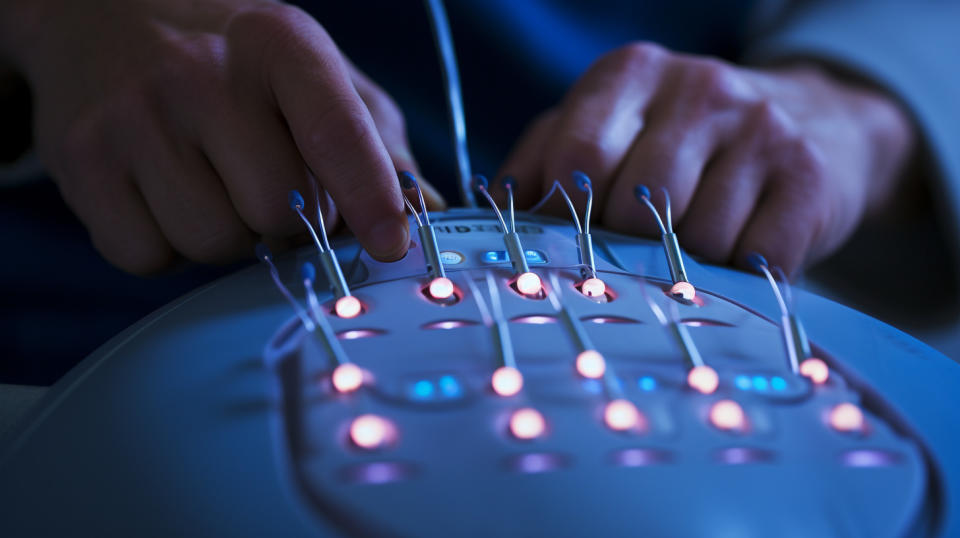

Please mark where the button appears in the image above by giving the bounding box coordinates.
[482,250,547,264]
[440,250,464,265]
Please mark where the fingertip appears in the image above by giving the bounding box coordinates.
[365,214,410,261]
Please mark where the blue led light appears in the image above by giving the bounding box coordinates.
[438,375,462,398]
[752,376,769,391]
[771,376,787,391]
[735,375,752,390]
[524,250,546,264]
[639,376,657,391]
[483,251,507,263]
[410,380,435,400]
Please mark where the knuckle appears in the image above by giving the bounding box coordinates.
[602,41,666,74]
[683,59,747,107]
[748,99,794,139]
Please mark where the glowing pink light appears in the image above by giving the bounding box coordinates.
[687,365,719,394]
[428,277,455,300]
[509,408,546,440]
[581,277,607,298]
[710,400,747,431]
[604,399,643,432]
[516,272,542,296]
[800,358,830,385]
[349,414,394,449]
[829,403,865,433]
[670,281,696,301]
[511,315,557,325]
[491,366,524,397]
[331,363,364,393]
[575,350,606,379]
[335,295,363,318]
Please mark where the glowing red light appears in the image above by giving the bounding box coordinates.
[491,366,524,396]
[687,365,719,394]
[710,400,747,431]
[349,414,394,449]
[670,281,696,301]
[516,272,542,295]
[800,357,830,385]
[581,277,606,298]
[604,399,643,431]
[829,403,865,433]
[509,408,546,440]
[428,277,455,300]
[575,350,606,379]
[335,295,362,318]
[331,363,364,393]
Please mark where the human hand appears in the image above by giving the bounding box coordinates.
[0,0,442,274]
[500,43,915,276]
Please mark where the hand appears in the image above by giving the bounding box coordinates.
[0,0,442,274]
[500,42,915,275]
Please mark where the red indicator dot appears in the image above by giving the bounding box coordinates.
[509,408,546,440]
[800,358,830,385]
[575,350,606,379]
[349,414,395,449]
[516,272,542,296]
[331,363,364,393]
[710,400,747,431]
[428,277,455,300]
[491,366,524,397]
[580,277,606,298]
[670,281,696,301]
[335,295,363,318]
[687,365,719,394]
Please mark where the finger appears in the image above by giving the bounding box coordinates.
[733,173,823,278]
[676,143,765,263]
[253,7,408,260]
[63,173,176,275]
[540,43,664,212]
[601,110,719,236]
[129,126,256,264]
[497,109,559,209]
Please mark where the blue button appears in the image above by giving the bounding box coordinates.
[735,375,752,390]
[771,376,787,391]
[524,250,546,264]
[483,251,507,263]
[638,376,657,391]
[752,376,769,391]
[438,375,463,398]
[410,380,435,400]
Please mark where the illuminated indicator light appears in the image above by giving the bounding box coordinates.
[331,363,364,393]
[337,329,381,340]
[438,375,462,398]
[516,272,543,295]
[687,365,719,394]
[604,399,643,432]
[710,400,747,431]
[428,277,455,300]
[335,295,362,318]
[670,281,696,301]
[422,319,473,330]
[580,278,607,298]
[829,403,865,433]
[509,408,546,440]
[512,315,557,325]
[800,358,830,385]
[491,366,524,397]
[349,414,394,450]
[410,380,435,400]
[843,449,899,467]
[771,376,787,391]
[735,375,751,390]
[752,376,769,391]
[508,452,566,474]
[639,376,657,391]
[484,251,507,263]
[575,350,606,379]
[524,250,546,263]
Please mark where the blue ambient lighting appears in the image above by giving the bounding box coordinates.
[639,376,657,391]
[438,375,462,398]
[752,376,769,391]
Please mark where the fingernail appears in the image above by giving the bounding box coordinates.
[367,217,409,261]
